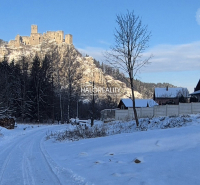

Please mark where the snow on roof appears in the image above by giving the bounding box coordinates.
[121,98,158,108]
[154,87,189,98]
[190,90,200,95]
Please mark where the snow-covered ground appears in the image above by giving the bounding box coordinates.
[1,115,200,185]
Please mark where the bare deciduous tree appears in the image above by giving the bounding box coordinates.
[106,10,152,126]
[62,46,82,123]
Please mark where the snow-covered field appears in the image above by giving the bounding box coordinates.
[1,115,200,185]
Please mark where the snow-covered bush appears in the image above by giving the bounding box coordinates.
[46,124,107,141]
[46,114,198,142]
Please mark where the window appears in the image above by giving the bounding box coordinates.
[121,105,124,109]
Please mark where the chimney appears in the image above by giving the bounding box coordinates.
[166,86,168,91]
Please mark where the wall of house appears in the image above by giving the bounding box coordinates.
[197,95,200,102]
[155,98,179,105]
[101,103,200,121]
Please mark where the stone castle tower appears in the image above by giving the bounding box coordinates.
[31,25,38,34]
[65,34,73,45]
[8,25,73,47]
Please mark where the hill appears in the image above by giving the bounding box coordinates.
[0,37,176,100]
[0,36,176,121]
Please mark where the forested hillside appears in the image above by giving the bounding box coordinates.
[0,38,176,123]
[93,59,176,99]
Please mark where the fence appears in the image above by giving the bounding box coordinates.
[101,103,200,121]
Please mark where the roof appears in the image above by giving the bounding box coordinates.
[190,90,200,95]
[154,87,189,98]
[195,79,200,91]
[121,98,158,108]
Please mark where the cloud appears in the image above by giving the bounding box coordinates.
[78,41,200,74]
[196,8,200,25]
[141,41,200,73]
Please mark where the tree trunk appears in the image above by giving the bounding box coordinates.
[130,77,139,127]
[37,88,40,123]
[60,90,64,124]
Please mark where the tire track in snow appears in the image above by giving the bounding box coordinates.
[0,126,59,185]
[20,127,62,185]
[0,125,89,185]
[0,148,13,184]
[40,138,89,185]
[21,139,36,185]
[0,130,38,185]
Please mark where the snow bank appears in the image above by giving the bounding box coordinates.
[46,114,200,142]
[44,114,200,185]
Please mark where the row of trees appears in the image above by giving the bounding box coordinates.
[0,48,117,123]
[0,56,55,122]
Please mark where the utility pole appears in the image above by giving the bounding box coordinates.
[91,81,94,127]
[51,75,55,124]
[77,99,78,119]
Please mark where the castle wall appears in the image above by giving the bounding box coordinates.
[8,25,72,47]
[21,36,30,45]
[30,33,43,45]
[8,40,16,46]
[15,35,21,47]
[45,31,64,44]
[65,34,73,45]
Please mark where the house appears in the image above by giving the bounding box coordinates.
[190,79,200,102]
[117,98,158,109]
[194,79,200,92]
[101,98,157,122]
[153,87,189,105]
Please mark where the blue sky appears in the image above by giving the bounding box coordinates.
[1,0,200,92]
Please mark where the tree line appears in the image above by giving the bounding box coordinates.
[0,49,117,123]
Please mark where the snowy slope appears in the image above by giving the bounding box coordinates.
[0,124,87,185]
[1,115,200,185]
[43,115,200,185]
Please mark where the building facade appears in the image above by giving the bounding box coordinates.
[153,87,189,105]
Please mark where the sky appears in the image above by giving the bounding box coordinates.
[0,0,200,93]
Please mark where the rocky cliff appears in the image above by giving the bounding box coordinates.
[0,40,143,101]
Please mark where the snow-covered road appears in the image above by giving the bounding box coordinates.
[0,125,83,185]
[1,115,200,185]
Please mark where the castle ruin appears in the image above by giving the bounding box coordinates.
[8,25,73,47]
